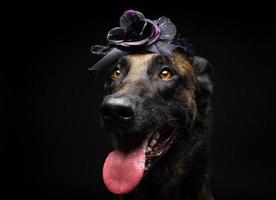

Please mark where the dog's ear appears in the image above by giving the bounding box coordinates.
[192,56,213,115]
[192,56,213,75]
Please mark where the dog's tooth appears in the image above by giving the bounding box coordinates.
[153,132,160,140]
[145,163,151,171]
[156,152,162,156]
[150,139,157,147]
[146,146,152,153]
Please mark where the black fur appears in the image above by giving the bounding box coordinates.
[98,53,214,200]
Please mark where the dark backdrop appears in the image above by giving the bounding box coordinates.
[3,1,276,200]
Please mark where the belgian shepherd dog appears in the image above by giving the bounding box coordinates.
[97,51,214,200]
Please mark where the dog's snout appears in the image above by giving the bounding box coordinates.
[100,97,135,122]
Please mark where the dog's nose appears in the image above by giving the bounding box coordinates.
[100,97,135,122]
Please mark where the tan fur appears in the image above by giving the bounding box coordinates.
[114,54,155,96]
[171,52,198,122]
[127,53,156,80]
[116,53,198,123]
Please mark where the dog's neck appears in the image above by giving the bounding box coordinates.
[118,123,214,200]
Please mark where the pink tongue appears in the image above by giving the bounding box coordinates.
[102,143,146,194]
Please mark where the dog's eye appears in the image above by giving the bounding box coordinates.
[111,67,121,79]
[159,67,174,80]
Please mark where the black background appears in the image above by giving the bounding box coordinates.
[3,1,276,199]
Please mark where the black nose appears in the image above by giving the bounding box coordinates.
[100,97,135,122]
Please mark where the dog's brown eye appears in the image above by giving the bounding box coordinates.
[111,67,121,79]
[159,68,174,80]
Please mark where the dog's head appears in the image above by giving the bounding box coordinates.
[98,52,213,194]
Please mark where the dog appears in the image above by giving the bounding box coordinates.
[97,51,214,200]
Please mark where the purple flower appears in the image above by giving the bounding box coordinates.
[106,10,176,47]
[89,10,194,72]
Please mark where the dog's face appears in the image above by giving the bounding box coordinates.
[99,52,212,195]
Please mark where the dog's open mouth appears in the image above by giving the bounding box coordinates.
[102,124,177,194]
